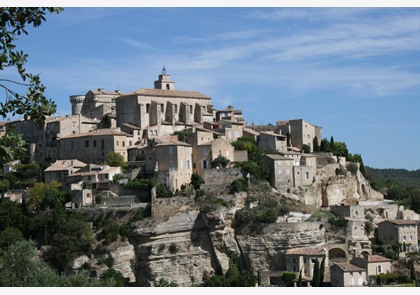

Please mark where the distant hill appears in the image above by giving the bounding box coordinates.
[365,166,420,190]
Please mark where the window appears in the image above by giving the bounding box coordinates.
[93,140,96,147]
[186,160,190,169]
[203,160,208,169]
[377,265,382,274]
[161,104,164,112]
[85,140,89,147]
[122,141,125,147]
[146,103,150,113]
[180,160,183,169]
[116,141,119,146]
[305,172,309,180]
[169,146,174,154]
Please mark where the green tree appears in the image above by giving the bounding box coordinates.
[100,269,125,287]
[313,136,320,152]
[0,130,26,164]
[312,258,320,287]
[0,240,117,287]
[50,214,94,271]
[96,114,112,129]
[105,152,128,170]
[211,155,230,168]
[0,8,63,126]
[191,172,204,190]
[319,257,325,286]
[0,226,24,255]
[0,179,10,198]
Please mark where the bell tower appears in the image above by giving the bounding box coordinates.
[154,66,175,90]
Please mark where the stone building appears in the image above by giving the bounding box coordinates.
[330,262,367,287]
[285,246,327,278]
[258,131,287,152]
[115,69,214,138]
[58,128,133,163]
[264,154,295,189]
[350,254,392,284]
[44,159,87,185]
[45,114,98,163]
[149,137,193,191]
[377,219,418,252]
[277,119,322,152]
[186,130,238,176]
[70,89,123,121]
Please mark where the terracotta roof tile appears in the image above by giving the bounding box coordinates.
[285,246,326,256]
[131,88,210,99]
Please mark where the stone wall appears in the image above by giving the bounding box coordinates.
[201,168,244,193]
[151,194,197,223]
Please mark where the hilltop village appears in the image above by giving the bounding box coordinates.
[0,68,419,287]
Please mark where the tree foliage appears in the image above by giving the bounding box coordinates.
[211,155,230,168]
[0,8,63,125]
[0,240,118,287]
[105,151,127,170]
[0,130,26,164]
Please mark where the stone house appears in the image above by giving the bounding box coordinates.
[70,89,123,120]
[5,117,52,164]
[258,131,287,152]
[45,114,99,163]
[186,130,240,176]
[44,159,87,185]
[350,254,392,284]
[66,164,121,190]
[115,70,213,138]
[214,119,244,143]
[147,137,193,191]
[264,154,295,189]
[277,119,322,152]
[330,262,367,287]
[242,127,260,142]
[214,105,243,123]
[285,246,327,279]
[58,128,134,163]
[377,220,418,252]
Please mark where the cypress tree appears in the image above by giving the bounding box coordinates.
[312,259,320,287]
[319,257,325,287]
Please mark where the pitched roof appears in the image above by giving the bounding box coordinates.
[286,246,326,256]
[265,154,294,161]
[44,159,87,172]
[131,88,210,99]
[60,128,133,139]
[154,138,191,147]
[332,262,365,272]
[353,254,391,263]
[260,131,286,137]
[380,219,418,226]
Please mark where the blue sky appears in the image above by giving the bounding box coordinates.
[3,7,420,171]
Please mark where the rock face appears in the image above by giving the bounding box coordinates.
[125,192,325,286]
[293,164,384,208]
[78,163,384,286]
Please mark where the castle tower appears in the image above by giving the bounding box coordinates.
[70,95,85,115]
[154,66,175,90]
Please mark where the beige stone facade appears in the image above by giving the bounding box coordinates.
[115,72,213,138]
[377,220,418,252]
[330,262,367,287]
[152,138,193,191]
[265,154,295,189]
[187,130,235,175]
[350,254,392,284]
[258,131,287,152]
[44,159,87,185]
[285,246,327,279]
[58,128,133,164]
[277,119,322,152]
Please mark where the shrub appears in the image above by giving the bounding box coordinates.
[346,162,359,176]
[230,178,248,193]
[191,173,204,190]
[328,217,349,227]
[168,243,178,254]
[156,184,173,198]
[211,155,230,168]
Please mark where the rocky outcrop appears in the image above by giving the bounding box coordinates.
[286,163,384,208]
